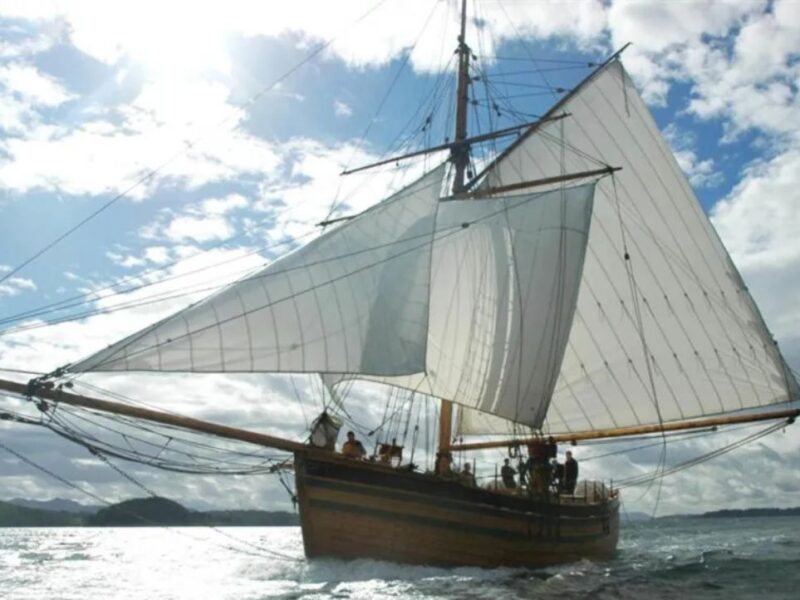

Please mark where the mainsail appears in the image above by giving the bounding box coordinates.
[459,59,799,436]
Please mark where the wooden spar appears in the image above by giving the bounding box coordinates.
[434,0,471,474]
[0,378,305,454]
[451,0,471,194]
[339,116,566,176]
[448,408,800,452]
[438,402,454,452]
[441,166,621,200]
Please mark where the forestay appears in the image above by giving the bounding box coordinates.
[460,59,799,436]
[70,166,445,375]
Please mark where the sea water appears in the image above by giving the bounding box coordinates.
[1,517,799,599]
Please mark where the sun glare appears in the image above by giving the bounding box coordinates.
[114,4,231,80]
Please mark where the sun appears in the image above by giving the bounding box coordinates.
[110,3,232,80]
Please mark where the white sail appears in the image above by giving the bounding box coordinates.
[459,59,799,436]
[70,166,445,375]
[328,183,595,427]
[72,172,594,428]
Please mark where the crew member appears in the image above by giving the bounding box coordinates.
[528,439,550,494]
[545,436,557,461]
[341,431,367,460]
[553,460,565,493]
[460,462,477,487]
[501,458,517,489]
[564,450,579,494]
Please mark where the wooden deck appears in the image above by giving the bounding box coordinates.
[294,451,619,568]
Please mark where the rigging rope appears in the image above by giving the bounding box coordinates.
[616,420,787,489]
[0,438,300,562]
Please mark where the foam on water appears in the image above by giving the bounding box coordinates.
[1,518,799,599]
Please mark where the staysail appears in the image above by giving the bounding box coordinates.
[70,166,446,375]
[459,59,799,436]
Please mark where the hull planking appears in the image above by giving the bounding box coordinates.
[294,451,619,568]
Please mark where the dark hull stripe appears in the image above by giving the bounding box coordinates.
[304,474,613,527]
[308,498,611,545]
[302,455,615,519]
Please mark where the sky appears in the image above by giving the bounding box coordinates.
[0,0,799,517]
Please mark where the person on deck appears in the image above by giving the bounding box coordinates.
[500,459,517,490]
[553,460,565,493]
[546,436,557,461]
[460,463,477,487]
[517,458,529,487]
[564,451,579,494]
[501,458,517,489]
[341,431,367,460]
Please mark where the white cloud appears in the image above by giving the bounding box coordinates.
[0,276,36,297]
[0,62,72,106]
[663,123,723,188]
[0,79,283,198]
[0,62,73,133]
[106,251,146,269]
[140,192,250,245]
[333,100,352,118]
[143,246,170,265]
[712,147,800,344]
[0,0,608,75]
[164,215,235,243]
[607,0,764,104]
[201,194,248,215]
[713,148,800,271]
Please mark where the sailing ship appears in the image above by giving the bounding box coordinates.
[1,0,798,569]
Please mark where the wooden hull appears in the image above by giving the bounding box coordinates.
[294,451,619,568]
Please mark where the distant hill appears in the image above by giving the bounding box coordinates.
[693,507,800,519]
[0,500,83,527]
[8,497,101,514]
[199,510,299,526]
[621,511,652,522]
[88,498,300,526]
[88,497,192,526]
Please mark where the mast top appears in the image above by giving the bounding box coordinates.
[451,0,472,194]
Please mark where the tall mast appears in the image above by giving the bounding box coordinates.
[451,0,471,194]
[436,0,471,474]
